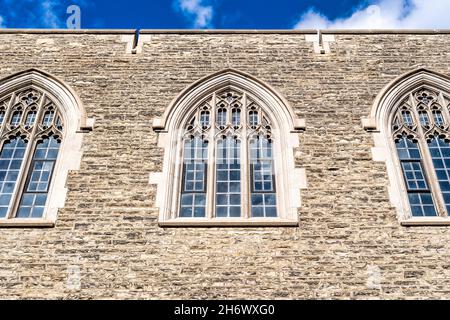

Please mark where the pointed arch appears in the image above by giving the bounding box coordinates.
[364,68,450,225]
[152,68,305,133]
[364,68,450,132]
[0,68,90,134]
[151,69,306,227]
[0,69,93,227]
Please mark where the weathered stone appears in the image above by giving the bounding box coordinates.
[0,30,449,299]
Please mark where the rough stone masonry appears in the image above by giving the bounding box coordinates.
[0,29,450,299]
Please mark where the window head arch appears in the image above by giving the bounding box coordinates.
[151,69,306,227]
[0,69,92,227]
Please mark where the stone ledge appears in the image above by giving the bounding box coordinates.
[0,29,136,34]
[400,218,450,226]
[361,117,378,131]
[139,29,450,35]
[0,219,55,228]
[1,29,449,35]
[294,118,306,131]
[159,218,299,228]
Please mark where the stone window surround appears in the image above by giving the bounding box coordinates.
[150,69,307,227]
[363,68,450,226]
[0,69,93,227]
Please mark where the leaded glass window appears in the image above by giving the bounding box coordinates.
[178,89,278,219]
[418,111,430,127]
[0,110,5,124]
[25,110,37,128]
[433,110,445,126]
[392,88,450,218]
[401,110,414,127]
[0,138,27,218]
[10,111,22,127]
[428,137,450,214]
[180,136,208,218]
[231,108,241,128]
[0,88,63,219]
[216,136,241,217]
[250,135,277,217]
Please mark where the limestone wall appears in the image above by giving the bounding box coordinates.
[0,30,449,299]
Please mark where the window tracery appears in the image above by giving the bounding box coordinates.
[0,87,63,219]
[151,70,305,227]
[180,88,279,219]
[391,87,450,217]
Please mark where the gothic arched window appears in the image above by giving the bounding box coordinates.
[391,88,450,217]
[0,88,63,219]
[0,69,92,227]
[180,89,278,219]
[151,69,306,227]
[364,69,450,225]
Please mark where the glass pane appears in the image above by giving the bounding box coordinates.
[249,111,259,127]
[229,206,240,217]
[433,110,444,126]
[401,161,428,190]
[179,194,205,218]
[232,108,241,126]
[25,111,37,127]
[215,137,241,218]
[408,193,437,217]
[179,136,208,218]
[401,110,414,126]
[42,111,54,127]
[395,136,421,160]
[216,207,227,217]
[200,111,210,127]
[180,206,192,218]
[26,161,54,192]
[252,206,264,217]
[193,206,205,217]
[250,135,277,217]
[16,136,60,219]
[418,111,430,126]
[428,137,450,215]
[0,138,27,218]
[56,116,63,130]
[395,135,439,216]
[10,111,22,127]
[217,108,227,126]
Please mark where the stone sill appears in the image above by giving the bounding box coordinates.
[0,219,55,228]
[0,29,136,34]
[159,218,298,228]
[1,29,450,35]
[400,218,450,226]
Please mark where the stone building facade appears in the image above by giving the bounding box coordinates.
[1,29,450,299]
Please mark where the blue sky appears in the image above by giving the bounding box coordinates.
[0,0,449,29]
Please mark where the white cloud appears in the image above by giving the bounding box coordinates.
[0,0,66,28]
[41,0,64,28]
[175,0,214,28]
[294,0,450,29]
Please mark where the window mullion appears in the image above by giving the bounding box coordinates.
[410,94,447,217]
[435,91,450,217]
[438,92,450,124]
[173,135,184,220]
[205,93,216,219]
[0,94,16,165]
[0,94,15,139]
[8,93,46,219]
[241,93,250,219]
[418,139,446,216]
